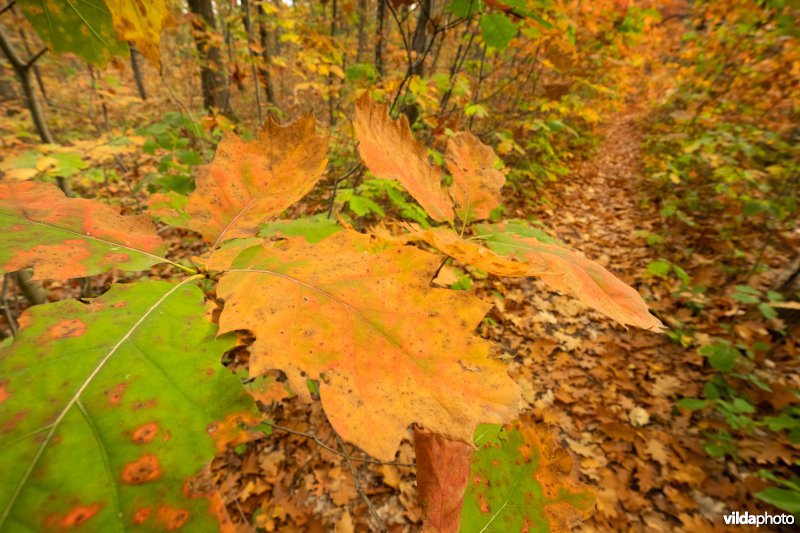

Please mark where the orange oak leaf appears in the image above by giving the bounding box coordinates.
[354,94,454,223]
[446,132,505,223]
[380,224,662,331]
[477,222,664,331]
[165,113,328,247]
[216,230,519,460]
[0,181,165,279]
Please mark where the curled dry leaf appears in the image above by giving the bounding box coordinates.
[0,181,165,279]
[414,428,473,533]
[354,94,454,223]
[446,132,506,223]
[216,230,520,461]
[154,113,328,247]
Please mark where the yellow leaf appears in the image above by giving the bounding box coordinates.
[217,231,520,460]
[105,0,172,65]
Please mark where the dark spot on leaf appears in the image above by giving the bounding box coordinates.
[59,503,103,528]
[48,319,87,339]
[121,454,162,484]
[132,422,158,444]
[106,382,127,406]
[133,507,151,525]
[157,506,189,530]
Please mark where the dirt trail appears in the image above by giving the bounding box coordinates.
[483,109,732,531]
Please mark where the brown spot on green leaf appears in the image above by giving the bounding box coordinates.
[133,507,151,525]
[106,382,127,406]
[121,454,162,484]
[48,319,87,339]
[0,380,9,404]
[156,506,189,530]
[59,503,103,528]
[132,422,158,444]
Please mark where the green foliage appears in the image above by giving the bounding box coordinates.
[756,471,800,516]
[136,113,209,195]
[338,179,432,227]
[479,13,518,50]
[699,342,740,373]
[446,0,484,18]
[259,216,342,243]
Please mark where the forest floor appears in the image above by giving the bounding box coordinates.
[494,108,723,532]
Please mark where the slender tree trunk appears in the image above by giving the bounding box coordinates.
[129,46,147,100]
[0,26,69,196]
[410,0,433,76]
[356,0,368,63]
[87,64,109,132]
[0,62,16,100]
[328,0,337,126]
[187,0,228,111]
[17,26,48,105]
[375,0,386,76]
[241,0,263,124]
[256,2,276,107]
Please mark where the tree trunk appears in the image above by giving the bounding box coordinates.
[356,0,368,63]
[0,62,16,101]
[410,0,434,76]
[256,3,277,107]
[375,0,386,76]
[328,0,338,126]
[187,0,228,111]
[0,26,68,195]
[129,46,147,100]
[17,26,48,105]
[241,0,263,124]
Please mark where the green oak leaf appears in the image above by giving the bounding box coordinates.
[461,422,595,532]
[17,0,129,66]
[0,280,256,531]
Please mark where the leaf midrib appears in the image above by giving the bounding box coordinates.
[0,212,170,268]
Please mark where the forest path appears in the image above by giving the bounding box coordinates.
[484,108,729,531]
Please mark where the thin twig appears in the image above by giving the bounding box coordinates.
[0,1,15,16]
[24,47,47,69]
[335,433,386,533]
[263,421,415,468]
[327,163,363,218]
